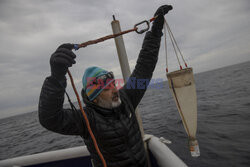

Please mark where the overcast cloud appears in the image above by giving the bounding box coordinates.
[0,0,250,118]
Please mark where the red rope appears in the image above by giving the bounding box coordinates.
[68,16,157,167]
[78,28,137,49]
[67,70,107,167]
[76,16,157,49]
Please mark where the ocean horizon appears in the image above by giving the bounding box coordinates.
[0,61,250,167]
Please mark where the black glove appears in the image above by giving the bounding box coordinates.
[151,5,173,36]
[50,43,76,80]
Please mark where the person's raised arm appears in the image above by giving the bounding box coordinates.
[122,5,173,109]
[38,44,86,136]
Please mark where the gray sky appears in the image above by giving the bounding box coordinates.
[0,0,250,119]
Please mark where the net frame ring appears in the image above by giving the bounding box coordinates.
[134,20,150,34]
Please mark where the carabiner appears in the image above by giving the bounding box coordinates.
[134,20,150,34]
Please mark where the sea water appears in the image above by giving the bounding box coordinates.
[0,61,250,167]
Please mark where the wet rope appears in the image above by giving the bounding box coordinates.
[170,79,191,137]
[164,18,182,70]
[76,28,137,49]
[74,16,157,50]
[67,16,157,167]
[164,19,168,72]
[164,18,188,71]
[67,70,107,167]
[165,20,187,68]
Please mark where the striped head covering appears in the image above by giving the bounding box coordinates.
[82,66,114,101]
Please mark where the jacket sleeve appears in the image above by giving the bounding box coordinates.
[38,76,87,136]
[121,31,161,109]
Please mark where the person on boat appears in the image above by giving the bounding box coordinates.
[39,5,172,167]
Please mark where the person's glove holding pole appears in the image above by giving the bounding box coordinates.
[151,5,173,37]
[50,44,76,81]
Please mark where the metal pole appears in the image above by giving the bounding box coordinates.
[111,16,131,82]
[111,16,145,137]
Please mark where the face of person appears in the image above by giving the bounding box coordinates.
[93,81,121,109]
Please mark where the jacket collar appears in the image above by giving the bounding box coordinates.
[82,89,117,116]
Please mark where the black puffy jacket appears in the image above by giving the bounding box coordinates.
[39,31,161,167]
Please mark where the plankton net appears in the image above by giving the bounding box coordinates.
[164,18,200,157]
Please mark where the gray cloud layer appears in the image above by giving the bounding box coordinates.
[0,0,250,118]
